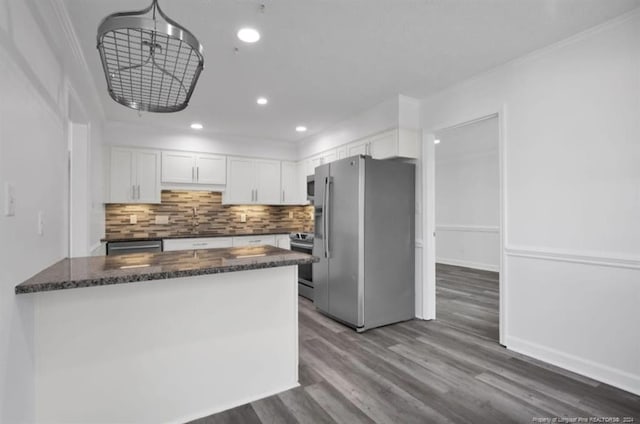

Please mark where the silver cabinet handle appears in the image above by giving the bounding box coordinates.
[282,190,285,203]
[109,244,160,251]
[131,185,136,200]
[192,242,207,247]
[196,166,199,182]
[137,185,140,200]
[192,166,195,182]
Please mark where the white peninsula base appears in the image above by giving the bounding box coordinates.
[34,266,298,424]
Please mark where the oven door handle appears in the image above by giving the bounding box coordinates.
[290,241,313,250]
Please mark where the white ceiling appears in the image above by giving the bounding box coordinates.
[63,0,640,143]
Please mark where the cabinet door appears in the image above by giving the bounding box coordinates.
[195,154,226,185]
[276,235,291,249]
[110,148,135,203]
[369,130,398,159]
[225,157,255,204]
[135,150,161,203]
[347,139,369,156]
[162,152,195,184]
[163,237,232,251]
[281,161,299,204]
[309,156,324,176]
[321,149,337,164]
[233,235,277,247]
[254,159,281,204]
[336,146,348,160]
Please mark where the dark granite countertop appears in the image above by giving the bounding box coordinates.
[101,231,299,243]
[16,246,318,295]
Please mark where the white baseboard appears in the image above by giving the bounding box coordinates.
[171,381,299,424]
[506,336,640,396]
[436,257,499,272]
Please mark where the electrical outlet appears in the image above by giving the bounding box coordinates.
[155,215,169,225]
[37,211,44,236]
[240,213,247,223]
[288,211,294,219]
[129,215,137,224]
[4,182,15,216]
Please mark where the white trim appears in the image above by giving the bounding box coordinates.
[498,104,508,346]
[50,0,105,119]
[436,258,499,273]
[436,224,499,233]
[168,382,299,424]
[425,109,506,344]
[505,246,640,270]
[506,336,640,397]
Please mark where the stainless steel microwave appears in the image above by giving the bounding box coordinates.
[306,175,315,202]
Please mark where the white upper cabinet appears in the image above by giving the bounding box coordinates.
[110,147,161,204]
[224,157,281,204]
[254,159,281,204]
[347,139,369,156]
[281,161,305,204]
[224,157,255,204]
[161,152,194,184]
[344,128,420,160]
[369,128,419,159]
[161,152,226,185]
[195,154,226,185]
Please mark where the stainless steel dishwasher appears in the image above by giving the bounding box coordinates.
[106,240,163,256]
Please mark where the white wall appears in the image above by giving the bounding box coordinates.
[0,0,104,421]
[435,117,499,271]
[297,95,401,158]
[421,10,640,395]
[104,122,298,161]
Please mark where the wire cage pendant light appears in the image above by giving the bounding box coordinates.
[96,0,204,113]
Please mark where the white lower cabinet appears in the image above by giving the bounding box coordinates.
[163,235,290,251]
[275,234,291,250]
[163,237,233,251]
[232,235,277,247]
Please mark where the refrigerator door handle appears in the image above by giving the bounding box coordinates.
[325,176,331,258]
[322,176,328,258]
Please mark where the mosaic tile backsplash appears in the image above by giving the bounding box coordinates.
[105,191,315,240]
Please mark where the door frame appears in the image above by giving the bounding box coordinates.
[422,105,507,346]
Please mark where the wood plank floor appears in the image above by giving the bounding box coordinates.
[190,264,640,423]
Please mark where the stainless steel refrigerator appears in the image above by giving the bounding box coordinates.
[313,155,415,332]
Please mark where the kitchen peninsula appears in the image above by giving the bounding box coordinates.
[16,246,317,424]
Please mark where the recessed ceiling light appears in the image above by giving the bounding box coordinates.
[237,28,260,43]
[296,126,307,132]
[190,123,203,130]
[434,139,441,144]
[256,97,268,105]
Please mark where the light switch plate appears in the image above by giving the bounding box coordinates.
[240,213,247,223]
[4,182,15,216]
[288,211,294,219]
[129,215,137,224]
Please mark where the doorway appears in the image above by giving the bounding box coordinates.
[433,115,501,343]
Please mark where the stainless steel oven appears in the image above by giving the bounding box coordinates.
[290,233,313,300]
